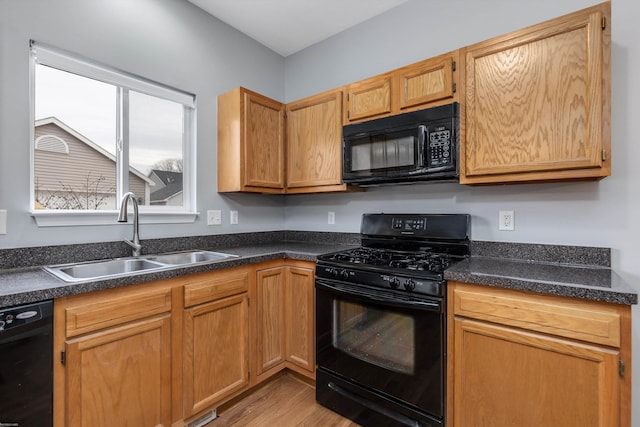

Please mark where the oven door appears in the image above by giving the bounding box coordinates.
[316,278,444,422]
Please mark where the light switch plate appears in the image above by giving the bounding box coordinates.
[207,210,222,225]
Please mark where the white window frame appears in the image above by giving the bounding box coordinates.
[29,41,198,226]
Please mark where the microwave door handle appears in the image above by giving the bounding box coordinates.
[417,125,427,167]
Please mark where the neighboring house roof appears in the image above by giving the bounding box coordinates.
[35,117,155,186]
[151,184,183,203]
[149,169,183,203]
[151,170,183,186]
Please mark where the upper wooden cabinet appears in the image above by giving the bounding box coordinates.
[218,87,285,193]
[344,51,459,124]
[395,54,456,111]
[218,87,348,194]
[461,2,611,184]
[344,74,392,122]
[286,89,346,193]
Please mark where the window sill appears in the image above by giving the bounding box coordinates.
[31,210,199,227]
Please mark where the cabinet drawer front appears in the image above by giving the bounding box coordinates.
[452,284,621,347]
[184,269,249,307]
[65,287,172,337]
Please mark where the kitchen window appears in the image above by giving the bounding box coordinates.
[30,41,197,226]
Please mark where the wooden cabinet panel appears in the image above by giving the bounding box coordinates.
[452,318,619,427]
[452,285,621,347]
[284,266,315,372]
[217,87,285,193]
[448,281,631,427]
[64,287,172,337]
[256,267,286,375]
[65,314,172,427]
[396,55,455,110]
[183,293,250,417]
[254,261,316,382]
[183,268,249,307]
[345,75,392,122]
[286,89,345,191]
[462,3,610,183]
[244,91,286,189]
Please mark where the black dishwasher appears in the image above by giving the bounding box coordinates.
[0,300,53,427]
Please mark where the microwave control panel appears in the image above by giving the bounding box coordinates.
[427,125,452,168]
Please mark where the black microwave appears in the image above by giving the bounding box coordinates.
[342,102,459,185]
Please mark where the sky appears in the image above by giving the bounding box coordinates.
[34,64,183,176]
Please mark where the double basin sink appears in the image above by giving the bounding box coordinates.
[44,250,238,283]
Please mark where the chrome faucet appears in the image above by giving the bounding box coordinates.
[117,192,142,257]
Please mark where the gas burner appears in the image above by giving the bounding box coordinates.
[326,247,455,274]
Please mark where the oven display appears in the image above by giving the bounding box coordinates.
[392,217,425,231]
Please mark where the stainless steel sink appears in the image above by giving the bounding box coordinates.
[43,250,238,283]
[147,250,237,265]
[44,258,166,282]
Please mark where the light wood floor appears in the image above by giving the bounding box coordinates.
[206,373,360,427]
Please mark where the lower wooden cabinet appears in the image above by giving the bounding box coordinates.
[447,281,631,427]
[181,266,251,420]
[53,261,315,426]
[255,260,316,382]
[54,281,175,427]
[256,266,286,376]
[284,265,315,373]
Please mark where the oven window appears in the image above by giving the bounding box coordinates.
[332,300,415,375]
[350,135,415,171]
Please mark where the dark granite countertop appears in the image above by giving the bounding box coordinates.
[1,234,637,308]
[0,241,355,308]
[445,256,637,305]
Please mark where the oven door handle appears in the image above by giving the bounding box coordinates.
[315,279,442,312]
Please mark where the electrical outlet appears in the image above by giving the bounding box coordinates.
[230,210,238,225]
[328,211,335,225]
[499,210,515,231]
[207,210,222,225]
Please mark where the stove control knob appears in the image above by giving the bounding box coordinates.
[404,279,416,292]
[389,277,400,289]
[339,270,349,280]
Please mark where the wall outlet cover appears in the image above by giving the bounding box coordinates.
[499,210,515,231]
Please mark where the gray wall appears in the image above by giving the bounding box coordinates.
[1,0,639,422]
[0,0,287,248]
[284,0,640,423]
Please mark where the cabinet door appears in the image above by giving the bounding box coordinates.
[244,91,286,189]
[396,55,455,110]
[463,4,610,184]
[452,318,620,427]
[286,89,344,191]
[256,267,286,376]
[183,294,249,417]
[284,266,315,373]
[345,75,392,122]
[65,315,172,427]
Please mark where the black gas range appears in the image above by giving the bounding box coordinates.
[315,213,470,427]
[316,213,471,297]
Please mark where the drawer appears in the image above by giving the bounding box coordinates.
[184,268,249,307]
[64,287,172,337]
[451,282,621,347]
